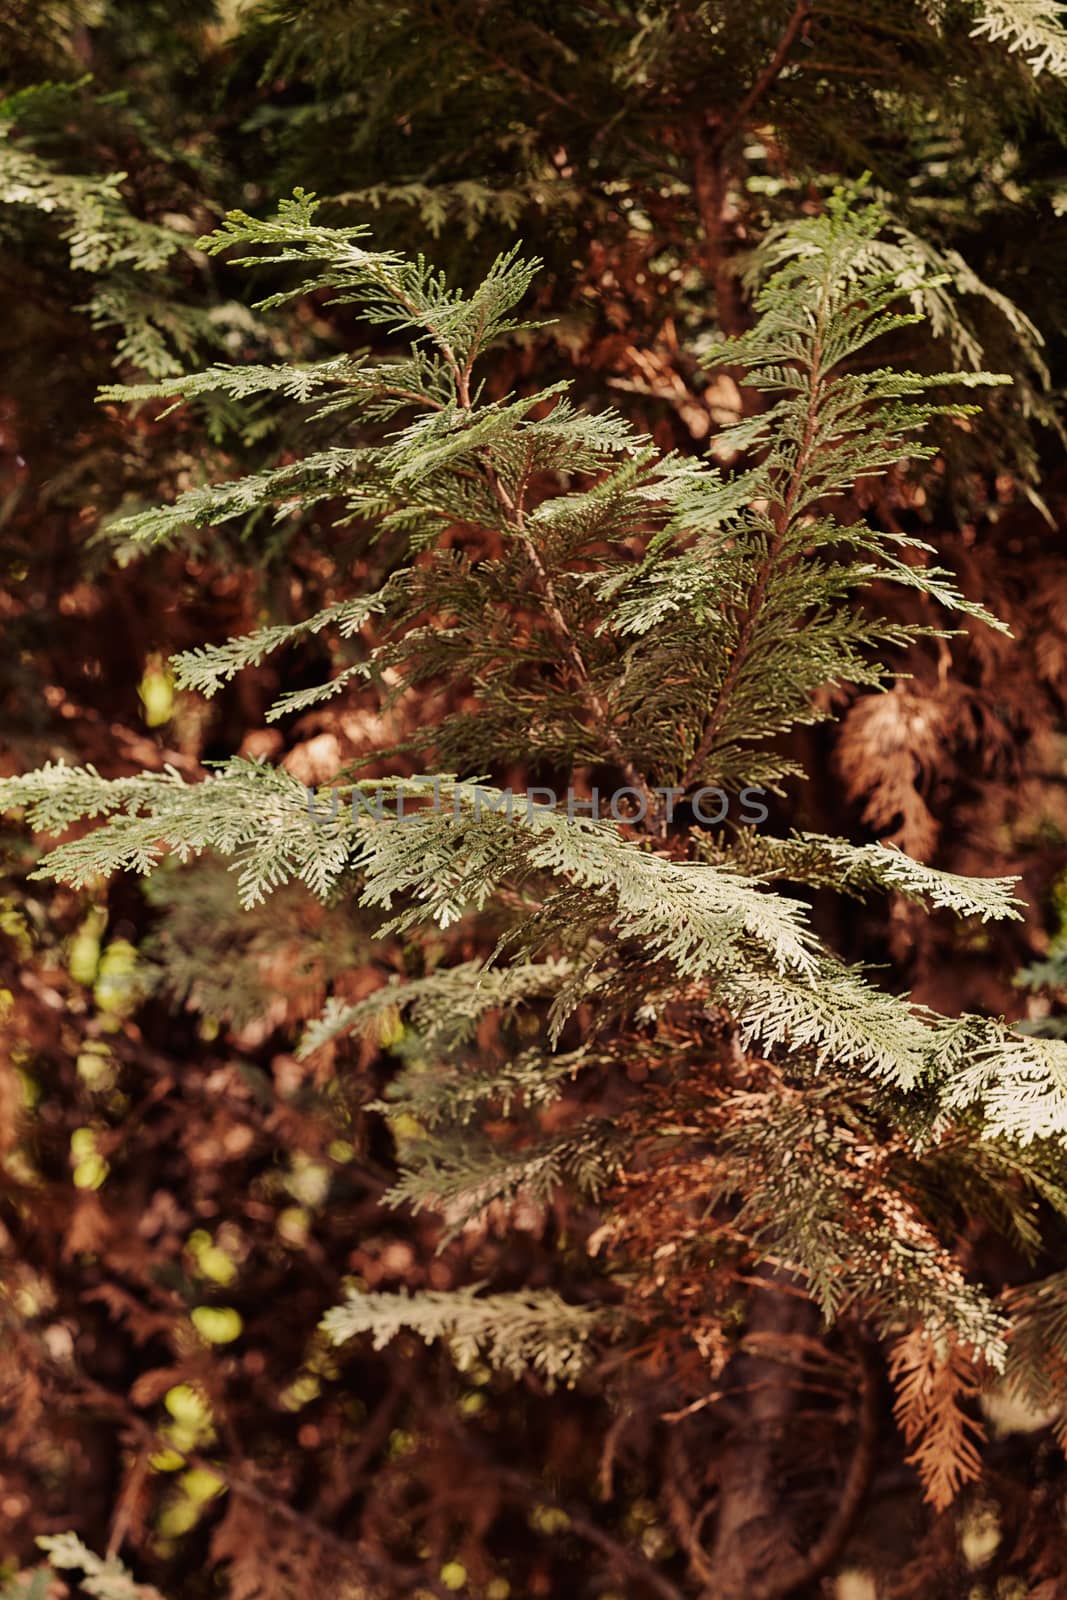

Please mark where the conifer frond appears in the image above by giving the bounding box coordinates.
[0,127,249,376]
[743,204,1049,393]
[888,1328,987,1511]
[725,957,935,1088]
[1003,1269,1067,1415]
[0,129,173,274]
[376,1044,590,1128]
[1,763,815,981]
[33,1535,166,1600]
[717,832,1023,921]
[321,1285,605,1388]
[264,666,375,719]
[970,1,1067,76]
[195,189,544,368]
[939,1023,1067,1144]
[82,190,1013,804]
[98,354,365,416]
[107,447,374,548]
[336,174,585,239]
[388,1119,622,1236]
[170,587,394,699]
[8,762,1063,1131]
[719,1091,1010,1356]
[299,958,570,1058]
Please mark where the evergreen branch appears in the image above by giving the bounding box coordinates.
[480,454,666,835]
[970,1,1067,75]
[298,958,569,1058]
[716,832,1023,921]
[33,1536,166,1600]
[322,1285,607,1388]
[679,197,833,790]
[170,588,393,699]
[388,1118,623,1235]
[98,354,365,415]
[938,1021,1067,1144]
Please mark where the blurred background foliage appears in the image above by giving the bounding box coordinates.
[7,3,1067,1596]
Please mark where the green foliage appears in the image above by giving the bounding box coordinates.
[89,191,1009,789]
[4,184,1067,1510]
[0,110,249,377]
[715,830,1023,920]
[322,1285,606,1388]
[141,857,374,1030]
[32,1534,165,1600]
[6,7,1067,1594]
[970,1,1067,76]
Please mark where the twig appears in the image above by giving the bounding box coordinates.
[712,2,814,155]
[453,338,665,835]
[681,262,828,791]
[106,1447,149,1559]
[689,2,814,343]
[664,1431,718,1590]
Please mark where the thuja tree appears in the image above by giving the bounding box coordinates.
[222,0,1067,1050]
[9,192,1067,1597]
